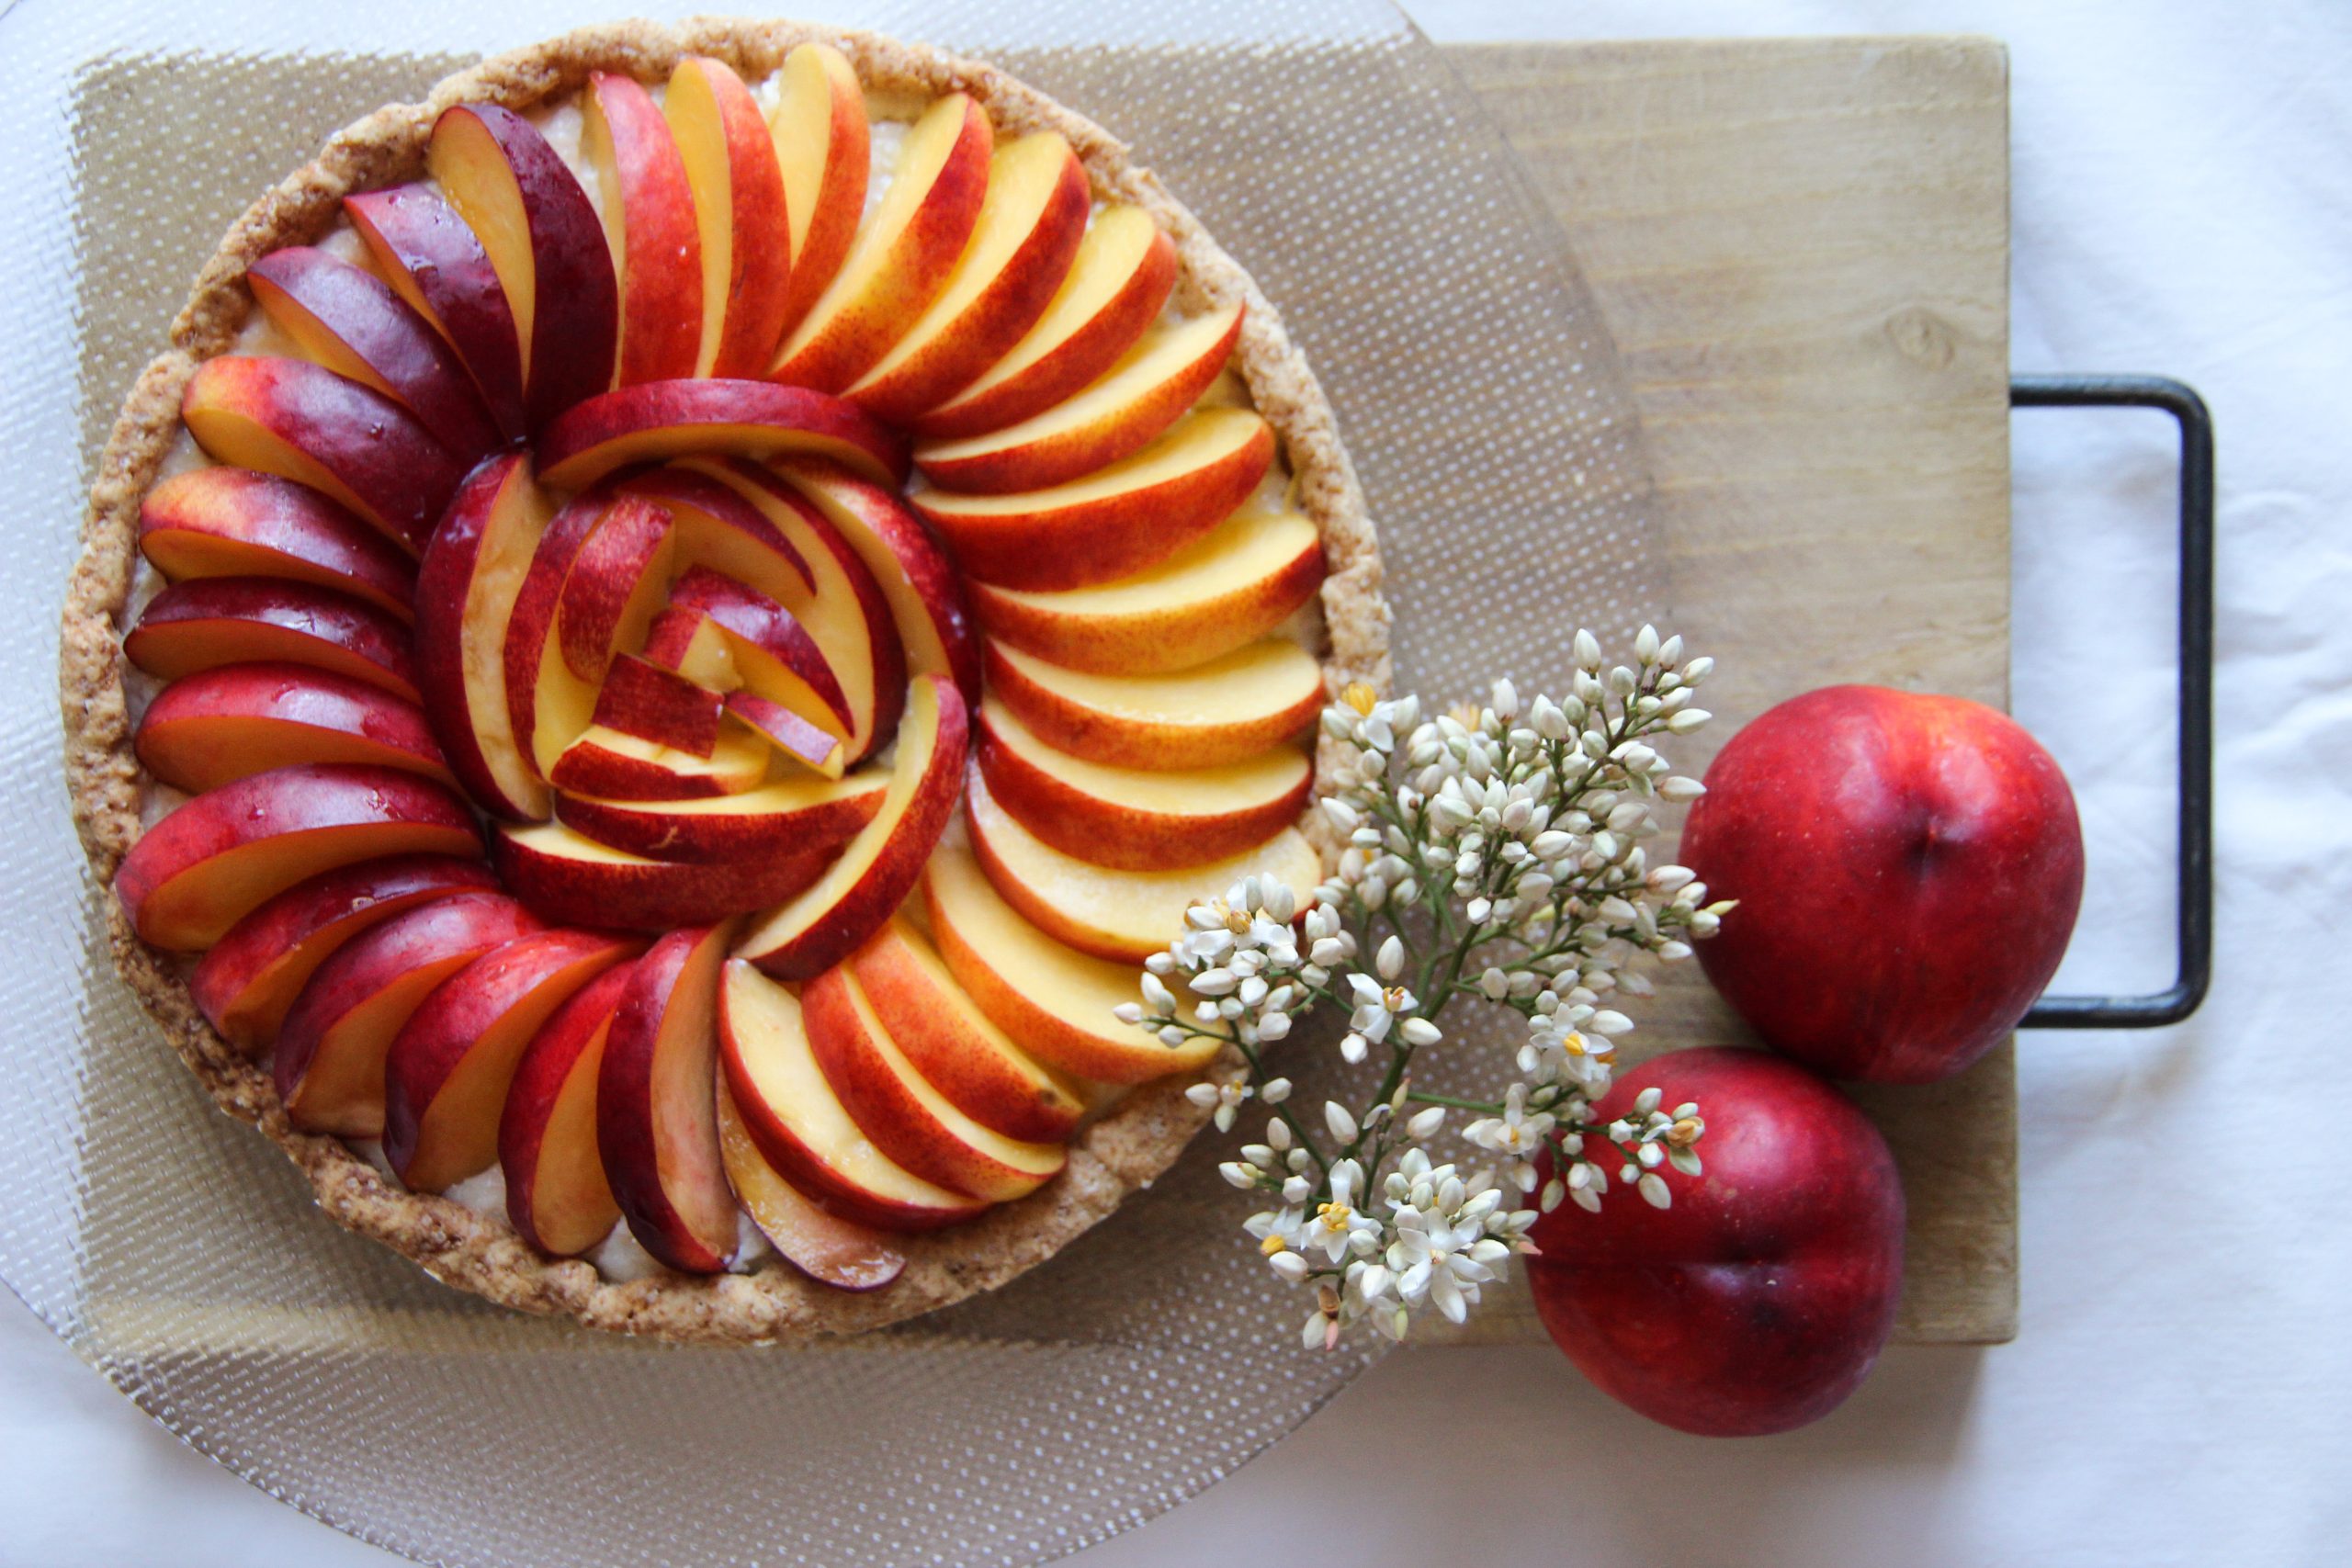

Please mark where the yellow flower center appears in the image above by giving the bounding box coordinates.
[1341,682,1378,716]
[1261,1233,1290,1256]
[1317,1201,1351,1231]
[1564,1032,1588,1056]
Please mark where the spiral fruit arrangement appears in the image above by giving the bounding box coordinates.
[71,24,1375,1336]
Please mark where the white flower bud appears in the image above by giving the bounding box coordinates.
[1265,883,1297,922]
[1639,1172,1672,1209]
[1407,1106,1446,1139]
[1269,1249,1312,1282]
[1325,1100,1360,1142]
[1376,934,1404,981]
[1159,1026,1189,1047]
[1532,694,1571,740]
[1491,677,1520,720]
[1256,1011,1293,1042]
[1667,707,1711,734]
[1400,1018,1442,1047]
[1657,774,1705,802]
[1573,628,1602,671]
[1681,656,1714,686]
[1260,1077,1293,1105]
[1466,897,1492,924]
[1637,1141,1665,1169]
[1480,967,1510,999]
[1141,974,1177,1011]
[1340,1032,1368,1064]
[1184,1082,1221,1109]
[1657,635,1683,667]
[1219,1162,1258,1190]
[1658,940,1694,962]
[1635,625,1659,664]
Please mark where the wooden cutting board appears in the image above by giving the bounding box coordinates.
[1430,37,2017,1346]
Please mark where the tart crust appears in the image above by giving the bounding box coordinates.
[60,16,1387,1345]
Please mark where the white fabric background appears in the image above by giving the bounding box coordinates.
[7,0,2346,1562]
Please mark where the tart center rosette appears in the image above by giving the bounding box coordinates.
[108,47,1332,1283]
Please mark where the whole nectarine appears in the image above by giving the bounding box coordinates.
[1525,1046,1904,1437]
[1679,684,2084,1083]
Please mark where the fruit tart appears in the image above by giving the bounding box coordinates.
[61,17,1385,1343]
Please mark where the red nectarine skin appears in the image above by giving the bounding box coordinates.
[190,853,498,1052]
[537,379,912,491]
[247,245,505,458]
[501,484,619,750]
[124,577,421,703]
[502,958,634,1256]
[114,762,483,952]
[138,468,418,622]
[1679,685,2085,1083]
[345,184,528,439]
[492,828,832,931]
[584,72,704,387]
[1526,1046,1905,1437]
[133,660,451,794]
[180,356,469,556]
[598,922,741,1273]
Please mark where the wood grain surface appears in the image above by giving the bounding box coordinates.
[1430,36,2018,1346]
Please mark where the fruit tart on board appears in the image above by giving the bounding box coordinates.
[61,16,1385,1344]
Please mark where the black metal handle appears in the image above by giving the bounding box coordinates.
[2010,375,2212,1029]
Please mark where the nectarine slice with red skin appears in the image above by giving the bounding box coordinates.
[493,819,832,931]
[273,890,541,1136]
[191,854,498,1055]
[138,468,418,623]
[555,491,675,683]
[125,577,420,704]
[246,245,504,459]
[976,697,1312,872]
[664,57,795,379]
[135,660,454,795]
[553,771,886,866]
[718,959,987,1232]
[633,470,814,605]
[180,356,468,556]
[116,762,482,953]
[965,768,1322,963]
[345,183,526,439]
[718,1083,906,1291]
[765,42,869,340]
[769,93,994,393]
[922,843,1219,1084]
[384,927,640,1193]
[502,486,620,779]
[537,379,909,492]
[581,72,703,387]
[803,964,1065,1202]
[911,205,1177,442]
[414,454,556,822]
[733,673,969,981]
[845,917,1084,1143]
[970,504,1326,675]
[911,305,1245,495]
[639,605,741,690]
[771,457,982,709]
[425,103,619,431]
[599,922,743,1273]
[845,132,1091,426]
[981,637,1322,772]
[592,653,725,757]
[909,408,1274,592]
[502,960,634,1257]
[546,722,772,802]
[723,692,844,778]
[660,460,904,762]
[665,564,854,741]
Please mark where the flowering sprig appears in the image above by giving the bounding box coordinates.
[1117,627,1735,1348]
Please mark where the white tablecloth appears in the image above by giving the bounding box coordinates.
[8,1,2344,1562]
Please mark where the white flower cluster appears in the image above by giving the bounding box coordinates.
[1125,628,1734,1349]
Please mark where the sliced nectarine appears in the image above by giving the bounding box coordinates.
[971,503,1325,674]
[190,854,498,1055]
[844,132,1089,425]
[718,959,987,1232]
[384,927,639,1192]
[274,890,541,1136]
[768,93,992,392]
[546,720,772,802]
[664,56,794,378]
[582,72,704,387]
[765,42,869,338]
[911,305,1244,494]
[116,762,482,952]
[599,922,742,1272]
[502,960,634,1256]
[538,379,908,492]
[493,819,831,931]
[345,183,527,438]
[138,468,417,622]
[965,767,1322,962]
[180,356,466,555]
[125,578,420,703]
[982,637,1323,771]
[246,245,503,458]
[553,770,886,865]
[922,843,1220,1083]
[717,1083,906,1290]
[976,697,1311,871]
[912,204,1177,441]
[733,674,968,980]
[909,408,1274,592]
[134,660,453,795]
